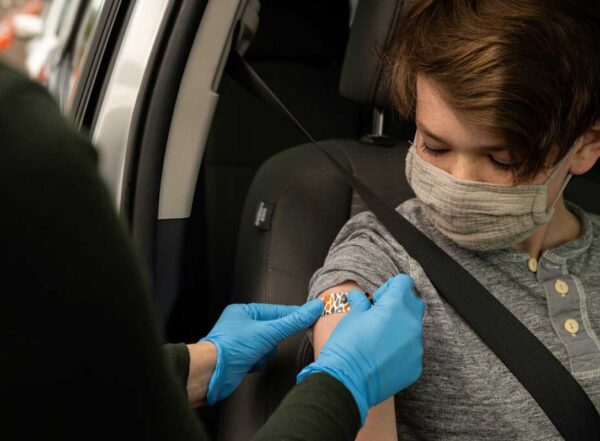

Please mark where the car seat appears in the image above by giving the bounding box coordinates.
[218,1,411,439]
[166,0,364,343]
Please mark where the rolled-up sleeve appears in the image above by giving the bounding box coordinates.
[308,212,405,300]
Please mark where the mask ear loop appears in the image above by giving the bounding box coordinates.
[548,173,573,210]
[546,146,576,210]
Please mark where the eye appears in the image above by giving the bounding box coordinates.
[420,142,449,157]
[488,155,519,172]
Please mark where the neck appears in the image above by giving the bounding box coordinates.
[517,197,581,259]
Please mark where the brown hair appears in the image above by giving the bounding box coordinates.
[388,0,600,182]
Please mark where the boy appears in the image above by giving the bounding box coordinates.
[310,1,600,439]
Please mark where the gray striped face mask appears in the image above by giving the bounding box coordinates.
[405,143,573,251]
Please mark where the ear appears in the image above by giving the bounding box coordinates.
[570,119,600,175]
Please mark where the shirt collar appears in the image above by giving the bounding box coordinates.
[489,200,594,263]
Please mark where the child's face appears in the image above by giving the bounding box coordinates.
[414,75,573,207]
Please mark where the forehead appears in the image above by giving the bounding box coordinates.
[415,75,504,146]
[416,75,456,119]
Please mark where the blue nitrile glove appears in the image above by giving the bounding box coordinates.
[297,275,425,426]
[201,299,323,405]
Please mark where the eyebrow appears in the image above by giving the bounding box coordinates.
[416,120,510,151]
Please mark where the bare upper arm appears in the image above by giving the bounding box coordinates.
[312,282,398,441]
[313,281,361,356]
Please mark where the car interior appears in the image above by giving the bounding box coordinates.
[25,0,600,439]
[207,3,417,438]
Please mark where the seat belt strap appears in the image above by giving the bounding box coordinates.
[225,50,600,440]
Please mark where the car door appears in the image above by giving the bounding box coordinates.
[71,0,258,331]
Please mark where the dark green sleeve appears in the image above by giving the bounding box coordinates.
[164,343,191,389]
[253,373,361,441]
[0,63,208,440]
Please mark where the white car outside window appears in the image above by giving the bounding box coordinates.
[25,0,74,80]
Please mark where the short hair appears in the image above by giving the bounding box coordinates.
[388,0,600,182]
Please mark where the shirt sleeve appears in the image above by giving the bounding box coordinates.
[164,343,191,389]
[0,64,208,440]
[308,211,406,300]
[253,373,361,441]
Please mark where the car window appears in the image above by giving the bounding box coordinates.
[55,0,76,35]
[65,0,104,111]
[39,0,67,38]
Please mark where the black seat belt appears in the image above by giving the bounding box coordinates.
[225,50,600,440]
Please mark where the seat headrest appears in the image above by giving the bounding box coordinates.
[247,0,350,61]
[339,0,404,109]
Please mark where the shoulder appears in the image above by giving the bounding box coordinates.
[339,198,437,244]
[0,63,108,244]
[324,199,432,268]
[0,63,97,179]
[568,201,600,243]
[588,210,600,230]
[0,61,53,116]
[0,62,31,94]
[587,210,600,250]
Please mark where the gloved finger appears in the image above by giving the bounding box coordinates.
[270,299,324,339]
[347,290,371,314]
[373,274,415,303]
[244,303,299,321]
[372,279,392,303]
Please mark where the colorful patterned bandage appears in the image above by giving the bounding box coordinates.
[321,291,373,316]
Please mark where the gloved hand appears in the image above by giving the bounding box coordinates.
[297,275,425,426]
[201,299,323,404]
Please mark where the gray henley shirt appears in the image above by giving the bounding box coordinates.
[308,198,600,440]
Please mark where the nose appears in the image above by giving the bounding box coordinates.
[450,156,482,182]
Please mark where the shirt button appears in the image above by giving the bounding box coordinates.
[527,258,538,273]
[554,279,569,296]
[564,319,580,336]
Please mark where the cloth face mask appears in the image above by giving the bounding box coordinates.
[405,141,573,251]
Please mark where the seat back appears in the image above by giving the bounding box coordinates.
[166,0,360,342]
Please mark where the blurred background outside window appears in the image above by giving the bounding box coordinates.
[0,0,46,70]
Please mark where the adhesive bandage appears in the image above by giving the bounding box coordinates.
[321,291,373,316]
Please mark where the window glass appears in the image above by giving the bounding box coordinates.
[66,0,104,110]
[55,0,75,35]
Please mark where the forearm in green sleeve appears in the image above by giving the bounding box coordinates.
[253,373,361,441]
[163,343,190,389]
